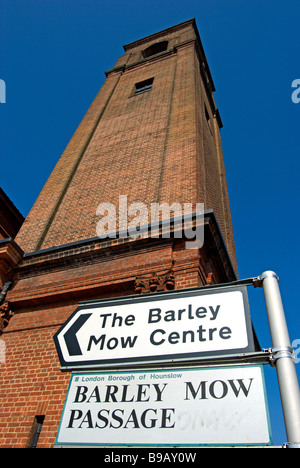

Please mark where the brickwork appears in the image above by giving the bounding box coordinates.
[0,214,235,447]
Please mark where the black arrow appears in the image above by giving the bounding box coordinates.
[63,313,92,356]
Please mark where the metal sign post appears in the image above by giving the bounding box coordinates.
[260,271,300,448]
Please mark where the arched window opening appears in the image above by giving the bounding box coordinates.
[143,41,168,58]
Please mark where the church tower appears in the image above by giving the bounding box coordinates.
[16,19,236,268]
[0,19,237,447]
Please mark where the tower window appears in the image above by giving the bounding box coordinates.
[134,78,154,95]
[28,415,45,448]
[204,105,212,134]
[143,41,168,58]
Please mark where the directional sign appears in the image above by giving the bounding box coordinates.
[55,366,272,447]
[53,285,256,369]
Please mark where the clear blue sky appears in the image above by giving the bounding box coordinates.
[1,0,300,446]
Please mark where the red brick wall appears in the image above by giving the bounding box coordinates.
[0,308,70,448]
[0,219,235,447]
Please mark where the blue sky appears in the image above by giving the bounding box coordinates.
[1,0,300,446]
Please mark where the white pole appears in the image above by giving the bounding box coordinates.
[260,271,300,448]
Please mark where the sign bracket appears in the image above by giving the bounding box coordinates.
[59,349,273,372]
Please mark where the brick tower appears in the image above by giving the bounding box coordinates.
[0,19,237,447]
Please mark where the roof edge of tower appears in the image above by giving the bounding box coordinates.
[123,19,196,51]
[123,19,216,93]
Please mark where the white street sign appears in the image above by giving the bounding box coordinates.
[55,366,272,447]
[54,286,255,368]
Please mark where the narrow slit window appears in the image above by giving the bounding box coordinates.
[29,415,45,448]
[134,78,154,95]
[143,41,168,58]
[205,105,212,134]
